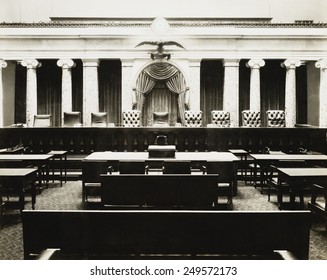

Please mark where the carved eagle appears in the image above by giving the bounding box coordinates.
[135,41,185,60]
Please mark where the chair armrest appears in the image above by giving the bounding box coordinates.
[36,248,61,260]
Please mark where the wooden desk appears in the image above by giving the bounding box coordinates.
[276,167,327,209]
[250,154,327,187]
[0,154,53,188]
[0,168,38,211]
[84,151,239,162]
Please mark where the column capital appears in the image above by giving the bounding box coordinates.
[57,59,75,69]
[21,59,42,69]
[82,59,99,67]
[189,58,202,67]
[223,59,240,67]
[0,59,7,68]
[246,59,265,69]
[281,59,301,69]
[315,59,327,69]
[121,59,135,67]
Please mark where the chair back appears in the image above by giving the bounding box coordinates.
[241,110,261,127]
[210,111,230,127]
[184,111,203,127]
[266,110,285,127]
[162,161,192,174]
[123,110,141,127]
[91,112,108,127]
[63,112,82,127]
[118,161,147,174]
[153,112,169,127]
[33,115,51,127]
[155,135,168,145]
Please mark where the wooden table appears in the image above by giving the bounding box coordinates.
[84,151,239,163]
[0,168,38,212]
[228,149,248,180]
[0,154,53,188]
[47,151,67,186]
[276,167,327,209]
[250,154,327,187]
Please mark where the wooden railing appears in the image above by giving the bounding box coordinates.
[0,127,326,154]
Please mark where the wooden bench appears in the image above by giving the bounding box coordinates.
[100,174,220,209]
[22,210,311,260]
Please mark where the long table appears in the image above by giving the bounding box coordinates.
[84,151,239,162]
[0,168,38,211]
[0,154,53,188]
[276,167,327,209]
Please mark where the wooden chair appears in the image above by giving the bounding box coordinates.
[203,162,236,209]
[118,161,148,174]
[162,161,191,174]
[153,112,169,127]
[82,160,110,205]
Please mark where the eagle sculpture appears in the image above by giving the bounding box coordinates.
[135,41,185,60]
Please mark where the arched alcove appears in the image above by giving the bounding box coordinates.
[133,62,189,126]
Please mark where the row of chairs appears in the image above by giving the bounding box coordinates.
[82,160,235,208]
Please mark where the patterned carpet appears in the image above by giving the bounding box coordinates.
[0,180,326,260]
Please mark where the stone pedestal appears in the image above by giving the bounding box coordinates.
[21,59,41,127]
[57,59,75,126]
[223,59,240,127]
[246,59,265,111]
[282,59,301,127]
[316,59,327,127]
[82,59,99,127]
[0,59,7,127]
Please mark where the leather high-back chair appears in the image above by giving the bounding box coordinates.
[184,111,203,127]
[63,112,82,127]
[123,110,141,127]
[33,115,51,127]
[209,111,230,127]
[266,110,285,127]
[241,110,261,127]
[91,112,108,127]
[153,112,169,127]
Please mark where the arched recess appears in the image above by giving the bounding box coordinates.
[133,61,189,126]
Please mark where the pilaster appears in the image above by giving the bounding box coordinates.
[315,59,327,127]
[57,59,75,126]
[0,59,8,127]
[188,59,201,111]
[21,59,42,127]
[246,59,265,111]
[223,59,240,127]
[82,59,99,127]
[121,59,135,115]
[282,59,301,127]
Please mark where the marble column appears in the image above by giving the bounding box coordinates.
[121,59,134,116]
[246,59,265,111]
[0,59,8,127]
[57,59,75,126]
[282,59,301,127]
[82,59,99,127]
[315,59,327,127]
[188,59,201,111]
[21,59,42,127]
[223,59,240,127]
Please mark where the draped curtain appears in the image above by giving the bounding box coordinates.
[37,59,61,127]
[134,62,188,126]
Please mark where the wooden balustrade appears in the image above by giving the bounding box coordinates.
[0,127,326,154]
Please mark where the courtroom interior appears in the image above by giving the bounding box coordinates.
[0,0,327,260]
